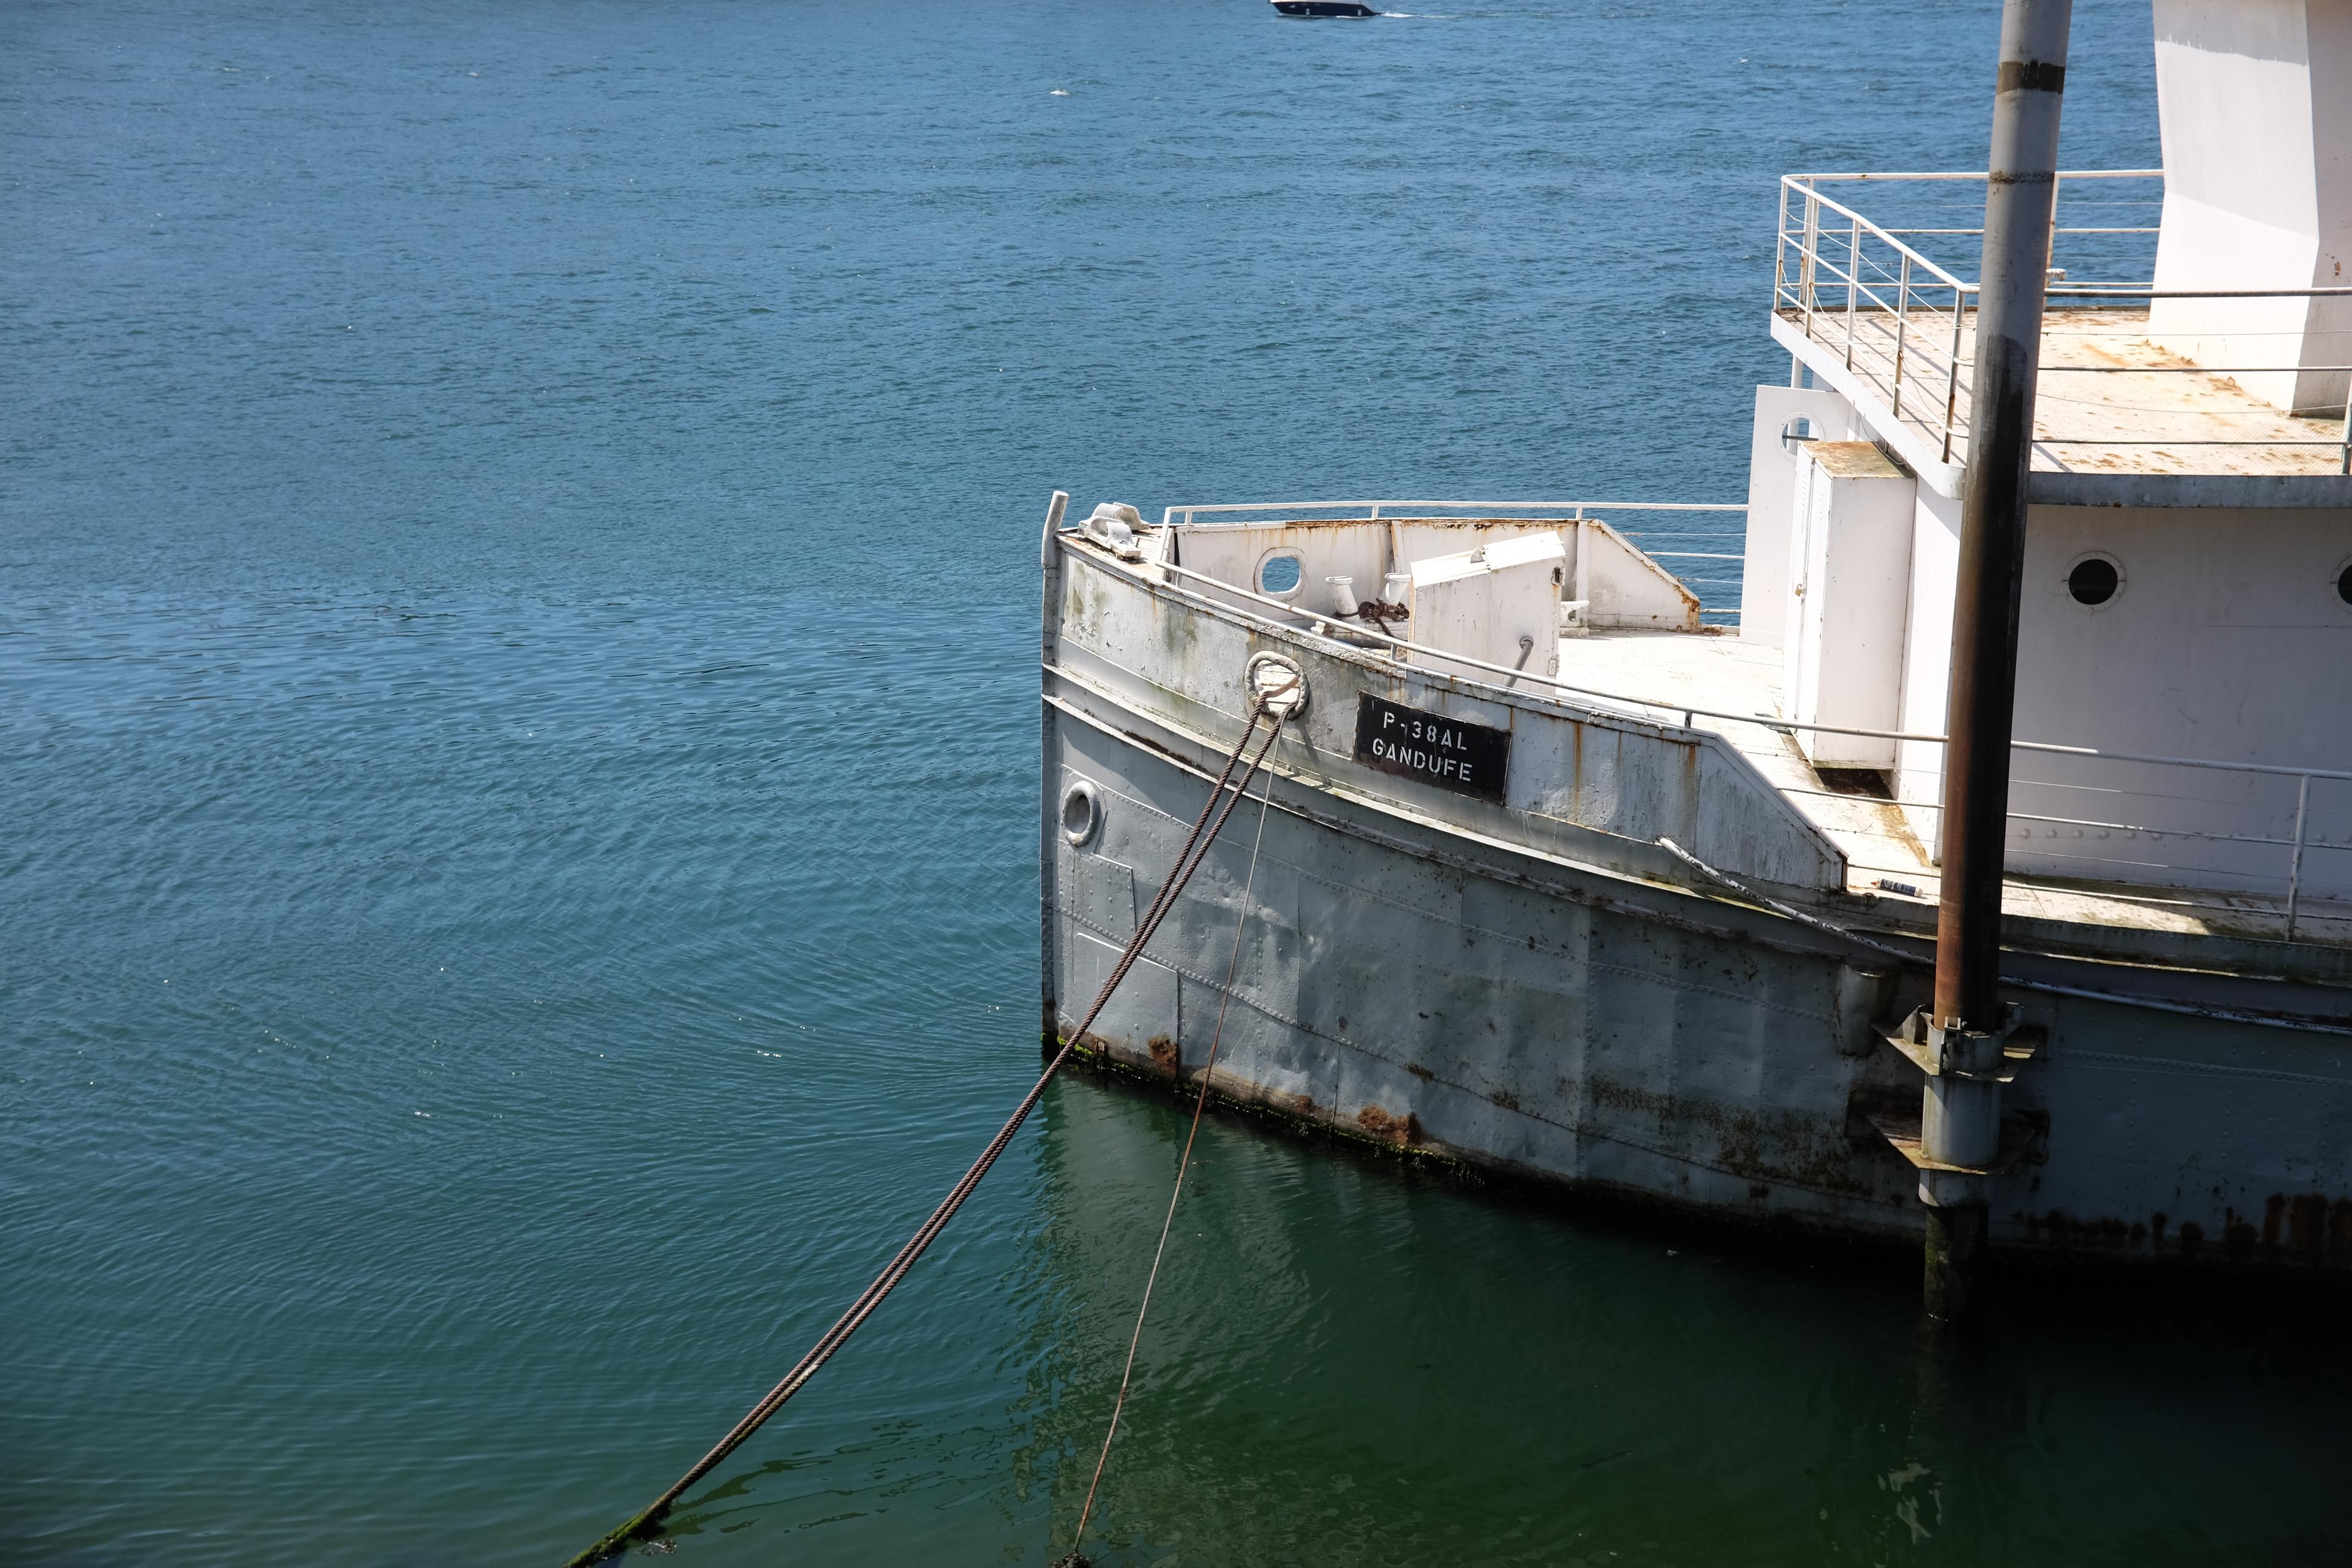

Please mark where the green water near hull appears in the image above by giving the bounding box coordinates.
[687,1082,2351,1566]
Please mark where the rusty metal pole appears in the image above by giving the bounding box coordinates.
[1924,0,2071,1324]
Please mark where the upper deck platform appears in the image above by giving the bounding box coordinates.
[1776,173,2352,506]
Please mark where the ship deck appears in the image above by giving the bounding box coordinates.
[1779,304,2352,480]
[1558,628,2352,949]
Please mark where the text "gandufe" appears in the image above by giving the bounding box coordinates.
[1369,709,1482,784]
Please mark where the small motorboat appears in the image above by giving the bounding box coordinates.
[1271,1,1379,16]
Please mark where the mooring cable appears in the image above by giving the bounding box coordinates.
[1061,711,1284,1566]
[564,701,1289,1568]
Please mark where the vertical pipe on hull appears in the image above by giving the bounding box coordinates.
[1926,0,2071,1323]
[1923,1202,1986,1322]
[1041,491,1071,1047]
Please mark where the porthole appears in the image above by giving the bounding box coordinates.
[2064,552,2122,608]
[1779,415,1820,456]
[1256,550,1305,599]
[2067,557,2118,605]
[2335,558,2352,609]
[1060,778,1101,848]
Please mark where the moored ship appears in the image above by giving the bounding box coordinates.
[1039,1,2352,1284]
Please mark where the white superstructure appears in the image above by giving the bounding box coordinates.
[1747,1,2352,919]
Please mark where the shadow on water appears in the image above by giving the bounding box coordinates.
[979,1074,2351,1567]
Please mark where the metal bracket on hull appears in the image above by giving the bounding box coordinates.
[1852,1096,2047,1177]
[1879,1006,2043,1083]
[1871,1006,2046,1205]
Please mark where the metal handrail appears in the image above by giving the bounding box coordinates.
[1060,530,2348,930]
[1779,178,1973,293]
[2043,285,2352,298]
[1121,541,2352,780]
[1160,499,1748,527]
[1775,170,2352,473]
[1785,169,2164,182]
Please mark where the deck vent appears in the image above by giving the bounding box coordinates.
[2065,554,2121,608]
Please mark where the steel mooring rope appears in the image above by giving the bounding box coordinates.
[1059,715,1284,1568]
[565,701,1287,1568]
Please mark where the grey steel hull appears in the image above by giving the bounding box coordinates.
[1041,540,2352,1276]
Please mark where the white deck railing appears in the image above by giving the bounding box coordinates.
[1096,508,2350,931]
[1776,171,2352,472]
[1158,499,1751,621]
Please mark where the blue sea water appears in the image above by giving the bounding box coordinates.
[6,1,2350,1564]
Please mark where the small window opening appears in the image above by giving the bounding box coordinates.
[1779,415,1819,456]
[2337,562,2352,607]
[2067,556,2119,606]
[1257,553,1303,597]
[1815,767,1894,801]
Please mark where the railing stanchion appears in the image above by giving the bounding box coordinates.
[2339,379,2350,475]
[1774,179,1790,314]
[1845,215,1861,368]
[1801,189,1820,339]
[1893,252,1913,418]
[1942,286,1967,462]
[2287,774,2311,941]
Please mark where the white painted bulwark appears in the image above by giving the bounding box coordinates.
[1058,538,1847,892]
[1406,532,1565,687]
[2148,0,2352,415]
[1566,519,1701,631]
[1782,443,1916,771]
[1742,383,1859,649]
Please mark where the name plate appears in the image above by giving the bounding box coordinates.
[1352,695,1510,803]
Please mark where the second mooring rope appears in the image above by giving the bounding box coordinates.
[1058,711,1284,1568]
[564,700,1288,1568]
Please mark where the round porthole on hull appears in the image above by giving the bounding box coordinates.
[2065,552,2122,608]
[2335,558,2352,609]
[1061,778,1101,848]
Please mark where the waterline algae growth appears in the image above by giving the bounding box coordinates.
[7,2,2351,1564]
